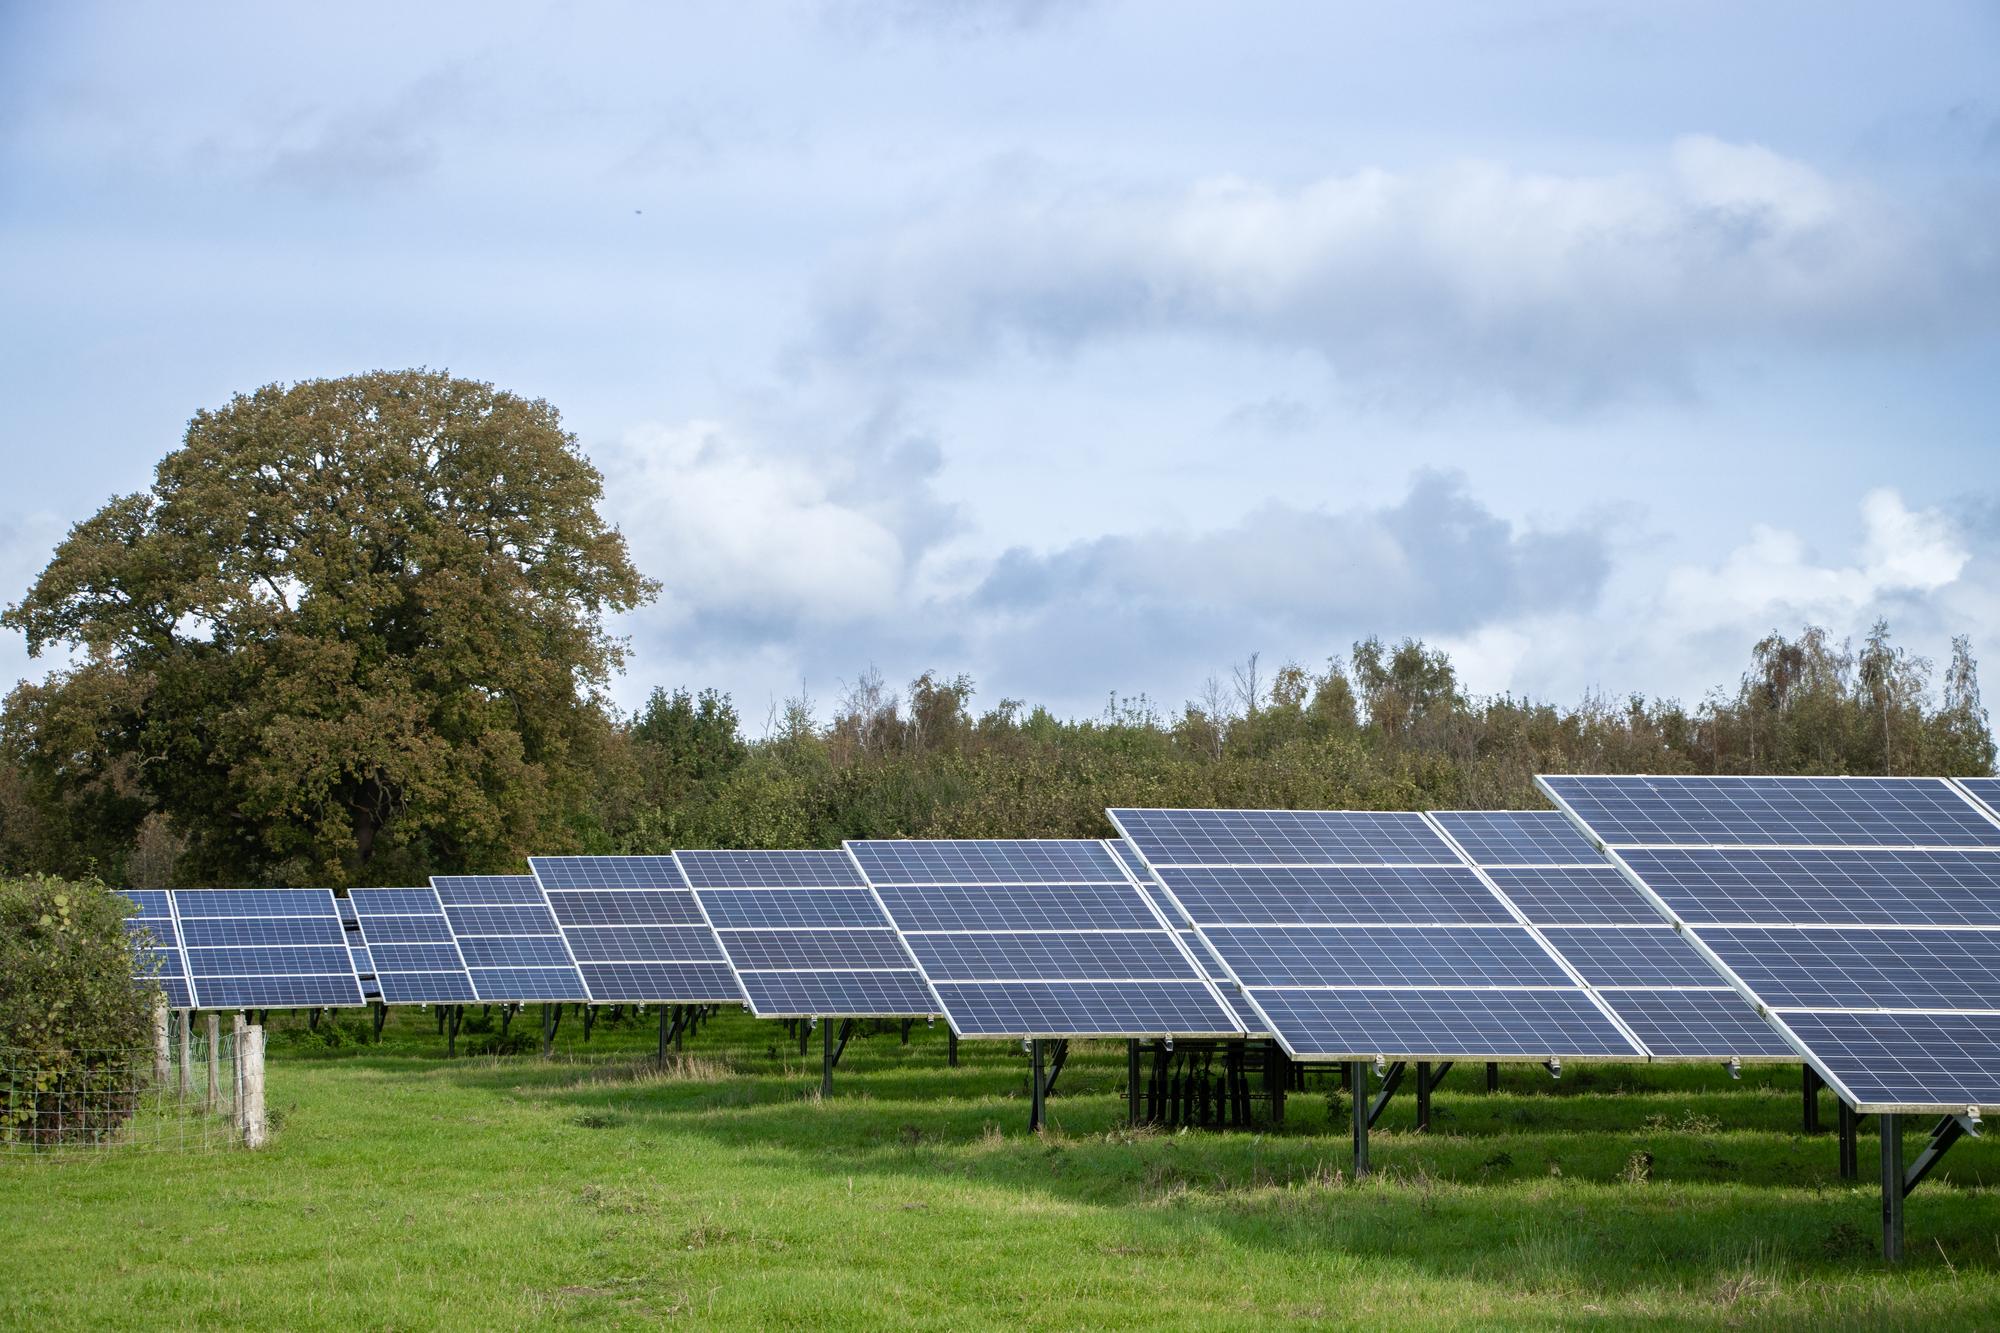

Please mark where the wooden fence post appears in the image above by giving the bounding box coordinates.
[152,999,171,1084]
[232,1014,247,1126]
[205,1014,221,1111]
[242,1025,268,1149]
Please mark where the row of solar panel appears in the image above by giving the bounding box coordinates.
[116,775,2000,1115]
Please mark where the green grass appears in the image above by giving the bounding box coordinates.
[5,1009,2000,1329]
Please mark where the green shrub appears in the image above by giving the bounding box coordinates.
[0,876,158,1145]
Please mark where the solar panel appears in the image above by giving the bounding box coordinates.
[171,889,366,1008]
[674,849,938,1019]
[1961,777,2000,822]
[1539,773,2000,1111]
[1111,808,1637,1062]
[346,886,476,1004]
[526,858,741,1004]
[1538,775,2000,849]
[120,890,192,1009]
[849,838,1240,1039]
[1437,808,1791,1063]
[430,874,587,1003]
[1132,861,1269,1037]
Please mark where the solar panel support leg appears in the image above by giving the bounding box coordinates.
[1904,1114,1977,1200]
[582,1004,596,1044]
[372,1003,387,1040]
[821,1017,834,1099]
[447,1005,461,1058]
[1127,1041,1141,1126]
[1268,1045,1287,1127]
[798,1018,810,1056]
[1367,1061,1406,1129]
[657,1006,671,1066]
[948,1029,959,1067]
[1838,1101,1858,1180]
[1486,1062,1499,1093]
[1415,1062,1431,1133]
[1803,1066,1822,1134]
[1881,1113,1904,1263]
[901,1019,913,1046]
[832,1019,856,1069]
[1029,1040,1047,1133]
[1044,1040,1070,1098]
[1350,1063,1370,1177]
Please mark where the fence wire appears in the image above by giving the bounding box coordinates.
[3,1015,248,1155]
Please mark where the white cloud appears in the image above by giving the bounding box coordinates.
[814,138,1995,407]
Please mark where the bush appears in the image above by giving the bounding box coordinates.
[0,877,157,1144]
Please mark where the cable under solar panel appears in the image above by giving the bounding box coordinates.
[527,857,742,1004]
[347,886,476,1004]
[675,848,939,1018]
[431,874,588,1003]
[1110,809,1640,1063]
[171,889,367,1008]
[848,838,1241,1039]
[1539,774,2000,1111]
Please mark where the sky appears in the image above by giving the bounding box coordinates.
[3,2,1998,728]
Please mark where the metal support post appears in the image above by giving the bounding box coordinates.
[447,1004,461,1057]
[1881,1114,1904,1262]
[1367,1061,1406,1128]
[1415,1061,1432,1132]
[832,1019,856,1068]
[1803,1066,1822,1134]
[1839,1100,1859,1180]
[1486,1062,1499,1093]
[947,1028,958,1067]
[1350,1061,1370,1176]
[372,1002,387,1040]
[1029,1040,1047,1133]
[1268,1045,1287,1126]
[1126,1040,1141,1125]
[820,1018,833,1099]
[798,1018,810,1056]
[658,1006,671,1065]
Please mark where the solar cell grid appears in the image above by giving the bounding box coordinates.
[1205,924,1574,989]
[1701,926,2000,1012]
[1536,926,1728,988]
[1962,777,2000,820]
[1110,808,1456,866]
[431,875,549,906]
[170,888,366,1009]
[852,838,1239,1037]
[1540,774,2000,849]
[1431,810,1604,865]
[1619,848,2000,927]
[1250,988,1638,1060]
[675,848,864,888]
[1162,865,1515,926]
[1478,866,1661,925]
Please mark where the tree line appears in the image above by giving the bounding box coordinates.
[0,372,1991,889]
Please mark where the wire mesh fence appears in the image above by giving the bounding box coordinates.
[2,1013,263,1155]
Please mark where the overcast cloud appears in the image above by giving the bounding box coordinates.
[3,2,1997,725]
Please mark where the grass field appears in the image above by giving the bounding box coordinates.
[4,1008,2000,1330]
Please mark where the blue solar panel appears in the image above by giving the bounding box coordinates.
[1619,848,2000,927]
[1117,808,1641,1061]
[680,848,938,1018]
[848,839,1125,884]
[1206,925,1574,988]
[446,904,567,936]
[1112,840,1154,880]
[1134,875,1270,1037]
[1479,867,1661,925]
[1779,1011,2000,1107]
[1700,927,2000,1010]
[1162,865,1515,926]
[1249,988,1636,1059]
[431,875,548,905]
[739,971,940,1017]
[1110,809,1456,865]
[530,856,742,1005]
[675,849,864,888]
[458,936,575,969]
[170,889,365,1009]
[1536,926,1724,987]
[872,884,1161,933]
[930,981,1242,1038]
[1430,810,1604,865]
[908,931,1201,982]
[1606,990,1799,1060]
[1961,777,2000,820]
[853,838,1238,1037]
[468,967,589,1002]
[345,885,477,1005]
[697,889,890,930]
[1539,775,2000,848]
[120,891,192,1008]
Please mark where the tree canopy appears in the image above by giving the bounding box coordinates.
[1,371,653,885]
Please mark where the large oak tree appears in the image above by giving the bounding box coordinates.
[2,371,655,886]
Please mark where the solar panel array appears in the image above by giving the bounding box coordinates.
[1110,809,1642,1062]
[173,889,366,1009]
[347,887,477,1004]
[527,858,742,1004]
[1539,774,2000,1111]
[676,849,938,1018]
[1960,777,2000,823]
[849,839,1241,1039]
[431,875,588,1003]
[121,890,192,1009]
[1430,811,1792,1061]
